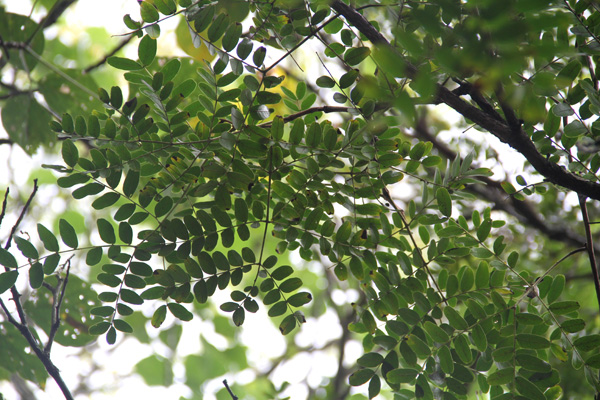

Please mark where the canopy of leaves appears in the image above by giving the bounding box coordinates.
[2,0,600,399]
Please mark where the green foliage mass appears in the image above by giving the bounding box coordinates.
[4,0,600,399]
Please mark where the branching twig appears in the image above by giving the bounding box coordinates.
[0,180,75,400]
[0,81,38,100]
[45,256,72,354]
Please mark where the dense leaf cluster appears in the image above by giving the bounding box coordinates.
[3,0,600,399]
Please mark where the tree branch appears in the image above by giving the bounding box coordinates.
[259,106,354,128]
[222,380,238,400]
[413,117,598,252]
[5,179,39,251]
[451,78,504,122]
[45,257,72,354]
[330,0,600,201]
[0,80,38,100]
[0,298,74,400]
[0,187,9,227]
[25,0,77,45]
[39,0,78,29]
[0,41,28,50]
[578,195,600,312]
[0,180,75,400]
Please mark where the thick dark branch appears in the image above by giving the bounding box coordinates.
[451,78,505,122]
[330,0,416,76]
[222,380,238,400]
[330,0,600,201]
[40,0,78,29]
[413,118,597,252]
[25,0,77,45]
[495,85,522,131]
[435,87,600,200]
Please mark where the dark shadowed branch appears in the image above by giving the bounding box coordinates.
[413,116,599,253]
[330,0,600,201]
[222,379,238,400]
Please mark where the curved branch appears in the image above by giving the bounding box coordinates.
[330,0,600,201]
[413,117,598,252]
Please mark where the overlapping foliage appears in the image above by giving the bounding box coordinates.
[3,0,600,399]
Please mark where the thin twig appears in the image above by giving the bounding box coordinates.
[578,195,600,312]
[0,81,38,100]
[381,187,447,304]
[5,179,38,251]
[45,256,73,354]
[83,35,135,74]
[521,247,586,301]
[263,12,342,73]
[0,188,9,227]
[222,380,238,400]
